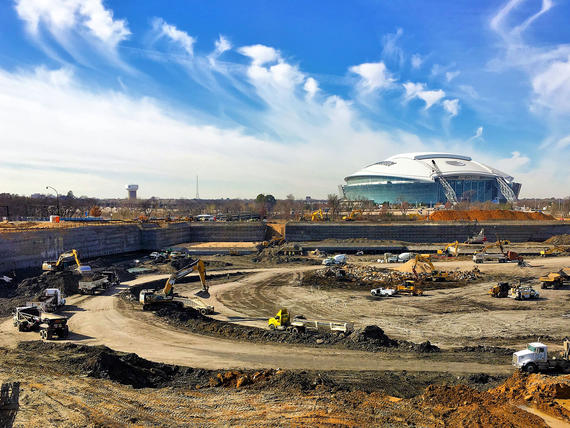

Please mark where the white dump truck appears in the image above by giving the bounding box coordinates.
[513,340,570,373]
[26,288,66,312]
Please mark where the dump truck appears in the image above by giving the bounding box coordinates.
[509,285,539,300]
[488,282,511,298]
[12,306,69,340]
[268,308,353,335]
[465,228,486,244]
[540,270,570,289]
[512,340,570,373]
[26,288,65,312]
[322,254,347,266]
[370,287,397,297]
[78,271,119,295]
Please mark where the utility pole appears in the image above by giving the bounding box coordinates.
[46,186,60,216]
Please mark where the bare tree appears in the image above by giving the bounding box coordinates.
[327,194,340,220]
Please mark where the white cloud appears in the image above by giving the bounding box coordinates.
[531,57,570,114]
[15,0,130,48]
[303,77,319,99]
[443,99,460,116]
[445,70,460,82]
[500,151,530,169]
[214,35,231,55]
[411,54,423,69]
[153,18,195,57]
[402,81,445,109]
[555,135,570,149]
[382,28,404,66]
[350,62,395,93]
[239,44,279,66]
[467,126,484,142]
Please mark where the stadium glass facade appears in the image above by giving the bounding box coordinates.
[343,176,512,205]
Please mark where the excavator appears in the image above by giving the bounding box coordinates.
[42,249,91,273]
[139,259,208,310]
[540,246,566,257]
[473,239,522,264]
[437,241,459,257]
[310,208,324,221]
[342,209,363,221]
[412,254,449,282]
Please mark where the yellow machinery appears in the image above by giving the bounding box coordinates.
[488,282,510,298]
[540,246,565,257]
[139,259,207,310]
[42,249,90,273]
[437,241,459,257]
[310,208,324,221]
[539,270,569,289]
[396,280,424,296]
[412,254,448,282]
[268,308,290,330]
[342,209,363,221]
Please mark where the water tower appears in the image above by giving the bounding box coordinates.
[126,184,138,200]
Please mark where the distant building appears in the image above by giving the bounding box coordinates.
[126,184,138,200]
[342,152,521,204]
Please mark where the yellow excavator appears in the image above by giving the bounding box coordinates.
[42,249,91,273]
[139,259,207,310]
[342,209,363,221]
[540,246,566,257]
[412,254,449,282]
[310,208,324,221]
[437,241,459,257]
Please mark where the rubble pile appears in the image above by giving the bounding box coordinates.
[545,234,570,245]
[253,243,319,265]
[301,263,481,289]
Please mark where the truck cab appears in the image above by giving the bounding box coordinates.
[268,309,290,330]
[513,342,548,372]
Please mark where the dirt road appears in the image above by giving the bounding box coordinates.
[0,267,513,374]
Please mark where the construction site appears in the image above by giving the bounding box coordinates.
[0,214,569,427]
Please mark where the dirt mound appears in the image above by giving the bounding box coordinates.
[489,371,570,422]
[396,259,432,273]
[545,234,570,245]
[418,383,547,426]
[123,286,435,353]
[208,369,276,389]
[429,209,554,222]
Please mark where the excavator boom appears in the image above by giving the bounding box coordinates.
[163,259,208,295]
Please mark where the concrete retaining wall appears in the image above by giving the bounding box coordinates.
[284,222,570,243]
[0,222,267,273]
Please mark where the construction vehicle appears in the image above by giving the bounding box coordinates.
[370,287,397,297]
[437,241,459,257]
[378,253,398,263]
[78,270,119,295]
[26,288,66,312]
[42,249,91,273]
[342,209,363,221]
[310,208,324,221]
[513,339,570,373]
[488,282,511,298]
[540,246,566,257]
[139,259,208,310]
[539,270,570,289]
[472,239,518,264]
[412,255,448,282]
[395,280,424,296]
[13,306,69,340]
[268,308,353,335]
[465,228,486,244]
[509,285,539,300]
[322,254,347,266]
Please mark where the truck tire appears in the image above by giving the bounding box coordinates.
[61,327,69,338]
[269,324,275,330]
[199,308,207,316]
[371,290,377,296]
[40,330,47,340]
[18,322,27,332]
[524,363,538,373]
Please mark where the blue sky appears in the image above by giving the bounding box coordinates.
[0,0,569,198]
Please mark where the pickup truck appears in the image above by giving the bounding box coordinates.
[370,287,397,297]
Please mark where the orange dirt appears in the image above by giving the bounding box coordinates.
[428,209,555,222]
[396,259,433,273]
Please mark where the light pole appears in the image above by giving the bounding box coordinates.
[46,186,60,216]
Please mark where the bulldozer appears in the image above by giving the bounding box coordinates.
[488,282,511,298]
[139,259,207,310]
[396,280,424,296]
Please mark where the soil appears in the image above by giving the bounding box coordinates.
[545,234,570,245]
[429,209,555,221]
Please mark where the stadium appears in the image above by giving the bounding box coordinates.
[341,152,521,205]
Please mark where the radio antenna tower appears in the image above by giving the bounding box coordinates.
[196,175,200,199]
